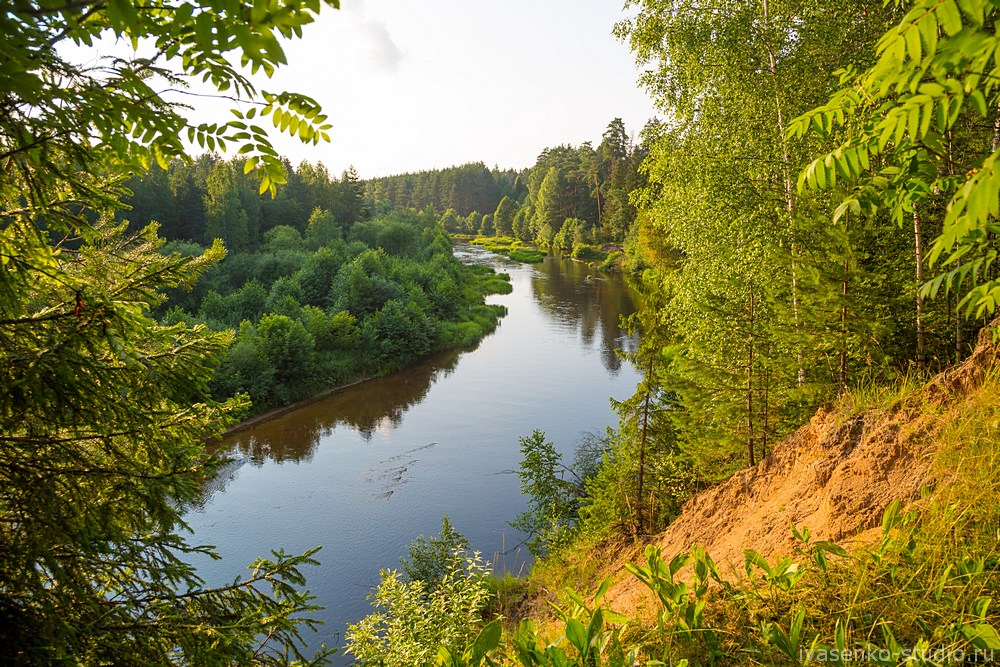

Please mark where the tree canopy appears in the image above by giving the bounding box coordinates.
[1,0,342,662]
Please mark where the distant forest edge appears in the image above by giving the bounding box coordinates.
[116,118,651,417]
[122,118,649,258]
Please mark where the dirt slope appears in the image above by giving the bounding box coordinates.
[602,326,999,613]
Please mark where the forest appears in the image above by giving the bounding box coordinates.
[362,118,648,248]
[7,0,1000,665]
[119,155,509,413]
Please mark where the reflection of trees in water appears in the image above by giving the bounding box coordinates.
[190,455,246,510]
[530,256,639,374]
[216,347,468,465]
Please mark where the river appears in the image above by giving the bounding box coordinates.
[183,244,642,661]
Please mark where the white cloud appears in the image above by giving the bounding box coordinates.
[341,0,403,73]
[360,17,402,72]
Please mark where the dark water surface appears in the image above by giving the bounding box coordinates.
[183,245,641,660]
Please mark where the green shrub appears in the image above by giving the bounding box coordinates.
[571,244,606,261]
[597,251,622,273]
[401,516,470,587]
[344,553,492,666]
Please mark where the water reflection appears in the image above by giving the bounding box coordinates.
[210,246,638,473]
[531,254,639,374]
[221,346,467,465]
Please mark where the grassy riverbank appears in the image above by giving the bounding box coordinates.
[461,234,626,271]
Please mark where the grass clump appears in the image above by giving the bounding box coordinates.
[508,248,546,263]
[468,235,547,263]
[597,251,623,273]
[571,244,607,261]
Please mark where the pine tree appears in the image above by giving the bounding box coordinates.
[0,0,338,661]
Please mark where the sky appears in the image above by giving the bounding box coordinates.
[249,0,659,177]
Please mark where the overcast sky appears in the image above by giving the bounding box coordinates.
[255,0,659,177]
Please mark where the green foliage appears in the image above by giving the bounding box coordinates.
[552,218,586,252]
[570,244,606,262]
[364,299,437,370]
[0,0,347,661]
[1,0,336,207]
[501,581,637,667]
[173,212,511,412]
[366,163,521,219]
[508,249,546,264]
[401,516,471,587]
[493,197,518,237]
[509,431,579,557]
[793,0,1000,320]
[596,252,622,273]
[258,313,316,397]
[609,0,981,487]
[344,553,493,667]
[0,223,329,664]
[306,208,343,248]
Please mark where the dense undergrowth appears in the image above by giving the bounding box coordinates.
[160,210,510,415]
[346,366,1000,666]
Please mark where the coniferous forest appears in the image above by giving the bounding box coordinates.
[8,1,1000,666]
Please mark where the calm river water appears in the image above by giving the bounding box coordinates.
[183,245,641,660]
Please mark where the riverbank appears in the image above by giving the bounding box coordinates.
[457,234,624,272]
[222,374,375,437]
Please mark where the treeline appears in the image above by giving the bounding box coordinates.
[120,154,369,250]
[122,119,651,257]
[365,119,650,249]
[364,163,522,218]
[158,210,509,414]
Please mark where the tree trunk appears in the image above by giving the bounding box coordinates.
[993,107,1000,153]
[762,367,770,459]
[594,171,602,224]
[956,299,963,359]
[762,0,804,385]
[840,211,850,393]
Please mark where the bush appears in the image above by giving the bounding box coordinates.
[363,299,437,369]
[401,516,470,587]
[571,244,607,261]
[597,251,622,273]
[344,553,492,666]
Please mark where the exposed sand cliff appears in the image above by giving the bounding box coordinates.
[598,325,999,614]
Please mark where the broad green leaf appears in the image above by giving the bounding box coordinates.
[936,0,964,36]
